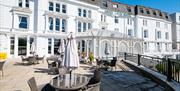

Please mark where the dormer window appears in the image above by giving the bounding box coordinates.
[102,1,108,7]
[153,10,156,15]
[159,12,162,16]
[127,7,131,12]
[113,4,118,8]
[165,15,169,19]
[140,8,144,13]
[146,9,150,14]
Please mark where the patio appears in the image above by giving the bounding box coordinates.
[0,58,165,91]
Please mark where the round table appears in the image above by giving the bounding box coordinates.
[50,74,89,91]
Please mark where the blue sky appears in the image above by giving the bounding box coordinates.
[112,0,180,13]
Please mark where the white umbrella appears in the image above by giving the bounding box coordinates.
[58,39,65,54]
[62,33,79,71]
[30,41,36,55]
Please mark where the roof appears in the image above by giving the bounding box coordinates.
[77,0,172,21]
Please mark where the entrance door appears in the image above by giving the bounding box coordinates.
[18,37,27,55]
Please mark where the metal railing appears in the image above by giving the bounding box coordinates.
[123,52,180,83]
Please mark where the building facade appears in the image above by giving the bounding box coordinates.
[0,0,178,59]
[170,12,180,59]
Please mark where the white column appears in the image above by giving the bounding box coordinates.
[26,36,30,56]
[45,15,49,32]
[93,38,96,58]
[14,35,18,57]
[52,38,54,55]
[86,40,89,57]
[53,17,55,33]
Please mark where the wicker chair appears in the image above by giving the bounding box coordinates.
[0,61,5,76]
[28,77,55,91]
[86,68,101,91]
[46,59,58,74]
[28,77,39,91]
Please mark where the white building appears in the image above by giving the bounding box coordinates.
[0,0,178,59]
[170,12,180,59]
[134,5,173,57]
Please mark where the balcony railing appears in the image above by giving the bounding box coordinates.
[121,52,180,83]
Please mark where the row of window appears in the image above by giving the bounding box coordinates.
[48,17,66,32]
[48,38,66,54]
[49,2,67,13]
[139,7,169,19]
[143,30,169,39]
[10,37,34,55]
[78,8,91,18]
[77,21,92,32]
[143,20,168,28]
[144,42,169,52]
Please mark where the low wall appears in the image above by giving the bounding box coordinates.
[122,59,180,91]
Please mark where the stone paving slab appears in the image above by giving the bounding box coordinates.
[100,71,165,91]
[0,58,165,91]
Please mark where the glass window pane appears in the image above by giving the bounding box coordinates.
[48,38,52,54]
[19,0,22,7]
[55,18,60,31]
[62,19,66,32]
[26,0,29,8]
[83,22,86,32]
[78,8,81,16]
[78,21,81,32]
[62,5,66,13]
[49,17,53,30]
[56,3,60,12]
[83,10,86,17]
[49,2,53,11]
[19,16,28,29]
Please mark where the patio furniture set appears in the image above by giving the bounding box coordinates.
[28,68,101,91]
[96,57,117,71]
[21,55,45,65]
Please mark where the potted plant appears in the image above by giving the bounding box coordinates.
[89,52,94,65]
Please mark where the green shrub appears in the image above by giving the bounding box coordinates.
[156,61,180,74]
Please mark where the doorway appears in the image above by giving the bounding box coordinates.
[18,37,27,55]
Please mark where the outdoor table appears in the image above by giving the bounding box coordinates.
[50,74,89,91]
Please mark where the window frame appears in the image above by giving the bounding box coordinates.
[62,4,66,13]
[143,30,148,38]
[83,9,87,17]
[19,16,28,29]
[49,2,54,11]
[55,18,60,31]
[78,21,81,32]
[48,38,52,54]
[115,16,119,23]
[49,17,53,31]
[25,0,29,8]
[128,29,133,36]
[78,8,82,17]
[56,3,60,12]
[157,31,161,39]
[62,19,66,32]
[83,22,86,32]
[18,0,22,7]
